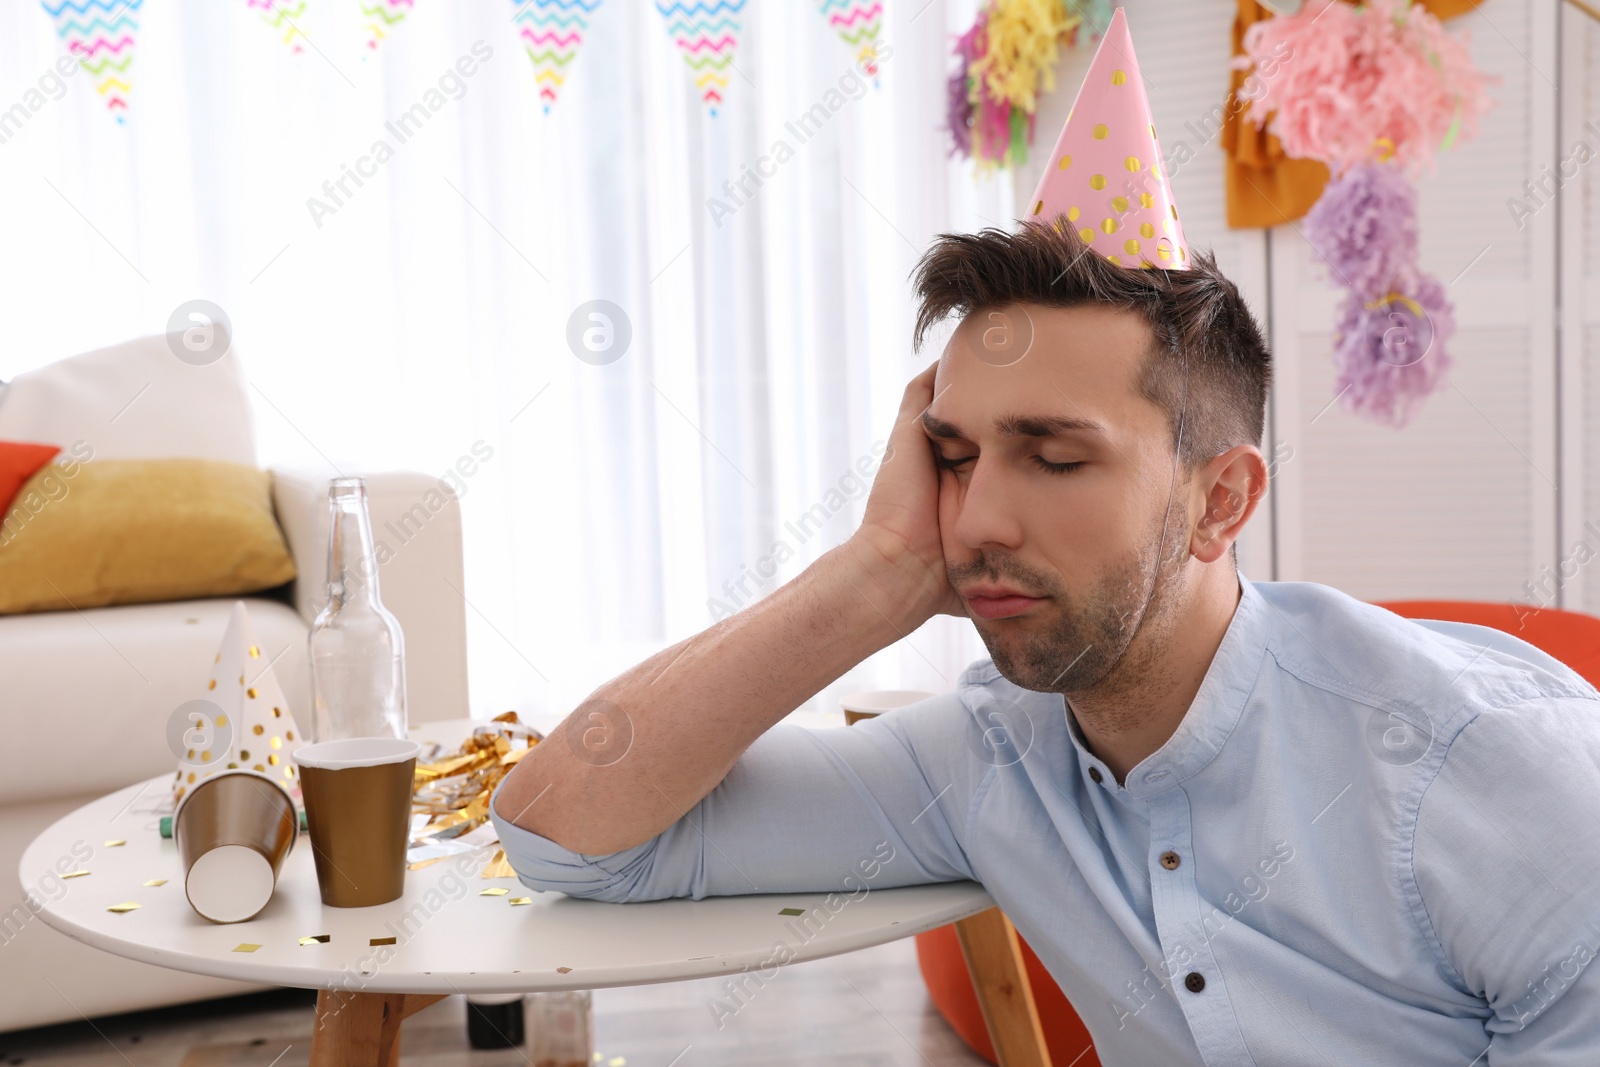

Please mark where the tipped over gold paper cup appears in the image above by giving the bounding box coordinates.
[173,770,297,924]
[292,737,419,908]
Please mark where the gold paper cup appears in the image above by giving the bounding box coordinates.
[173,771,297,924]
[292,738,419,908]
[841,689,937,726]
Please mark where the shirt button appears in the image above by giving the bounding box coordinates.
[1088,767,1103,784]
[1160,850,1181,870]
[1184,972,1206,993]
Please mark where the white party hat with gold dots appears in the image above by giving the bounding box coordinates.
[1023,6,1189,270]
[172,602,307,809]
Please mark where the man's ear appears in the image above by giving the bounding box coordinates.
[1191,445,1268,564]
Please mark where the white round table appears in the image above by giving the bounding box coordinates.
[19,720,995,1065]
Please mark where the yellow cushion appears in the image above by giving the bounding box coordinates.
[0,458,296,614]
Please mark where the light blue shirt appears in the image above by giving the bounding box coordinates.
[489,573,1600,1064]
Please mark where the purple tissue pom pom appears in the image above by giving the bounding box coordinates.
[1305,163,1420,300]
[1332,270,1455,429]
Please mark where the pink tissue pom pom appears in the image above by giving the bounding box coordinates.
[1235,0,1496,177]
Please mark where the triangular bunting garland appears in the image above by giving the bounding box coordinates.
[40,0,143,124]
[512,0,603,114]
[247,0,310,55]
[655,0,745,115]
[360,0,412,53]
[818,0,883,81]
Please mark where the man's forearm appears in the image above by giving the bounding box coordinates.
[491,535,923,855]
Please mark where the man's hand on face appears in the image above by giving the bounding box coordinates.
[849,360,967,629]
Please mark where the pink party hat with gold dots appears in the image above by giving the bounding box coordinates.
[1024,7,1189,270]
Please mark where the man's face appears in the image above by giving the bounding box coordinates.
[926,302,1191,695]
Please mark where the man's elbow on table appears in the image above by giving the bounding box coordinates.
[488,777,680,904]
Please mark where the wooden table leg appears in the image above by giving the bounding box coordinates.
[310,989,448,1067]
[955,907,1053,1067]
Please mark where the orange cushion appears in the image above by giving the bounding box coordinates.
[915,924,1100,1066]
[0,440,61,523]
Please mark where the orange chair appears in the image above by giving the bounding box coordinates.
[1375,600,1600,689]
[916,598,1600,1066]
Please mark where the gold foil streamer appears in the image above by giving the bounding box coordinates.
[104,839,126,847]
[479,849,515,879]
[61,870,89,879]
[480,887,510,896]
[233,943,262,952]
[370,936,397,946]
[143,879,167,887]
[107,902,140,913]
[299,935,331,945]
[411,712,543,845]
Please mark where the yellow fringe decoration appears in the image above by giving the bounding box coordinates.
[969,0,1081,116]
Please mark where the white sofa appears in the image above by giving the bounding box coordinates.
[0,334,471,1033]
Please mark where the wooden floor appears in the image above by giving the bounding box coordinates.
[0,937,989,1066]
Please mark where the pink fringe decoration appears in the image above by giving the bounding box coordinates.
[1236,0,1496,176]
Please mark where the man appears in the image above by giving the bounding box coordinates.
[492,218,1600,1062]
[493,13,1600,1064]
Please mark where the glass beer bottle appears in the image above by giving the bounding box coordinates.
[308,477,408,741]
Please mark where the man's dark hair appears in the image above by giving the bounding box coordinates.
[910,222,1271,475]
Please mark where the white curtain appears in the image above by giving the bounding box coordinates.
[0,0,1009,720]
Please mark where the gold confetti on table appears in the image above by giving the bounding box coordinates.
[298,935,331,946]
[104,839,126,847]
[370,936,397,946]
[778,907,804,916]
[107,902,140,913]
[142,879,167,887]
[61,870,90,879]
[556,966,572,974]
[480,887,509,896]
[509,896,532,906]
[232,943,262,953]
[609,1058,627,1066]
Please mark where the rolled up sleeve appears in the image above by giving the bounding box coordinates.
[1414,694,1600,1060]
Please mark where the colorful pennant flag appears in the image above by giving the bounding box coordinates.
[360,0,412,52]
[512,0,603,113]
[817,0,883,80]
[655,0,745,115]
[40,0,142,123]
[247,0,310,54]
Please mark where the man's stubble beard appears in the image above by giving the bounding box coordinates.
[965,497,1190,710]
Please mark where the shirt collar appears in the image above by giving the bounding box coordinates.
[1065,571,1269,799]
